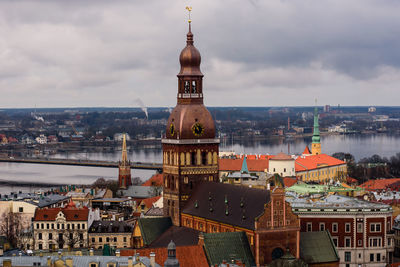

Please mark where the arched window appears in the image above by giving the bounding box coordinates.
[184,81,190,93]
[191,81,197,93]
[191,152,196,166]
[202,152,207,165]
[207,152,212,165]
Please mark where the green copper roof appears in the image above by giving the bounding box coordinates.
[312,106,320,143]
[241,156,249,173]
[203,232,255,267]
[138,217,172,246]
[300,231,339,264]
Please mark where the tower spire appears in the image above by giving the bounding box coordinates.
[311,100,321,155]
[121,133,128,164]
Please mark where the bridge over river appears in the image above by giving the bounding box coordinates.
[0,157,163,171]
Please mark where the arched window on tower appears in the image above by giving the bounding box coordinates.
[184,81,190,93]
[191,152,196,166]
[202,152,207,165]
[191,81,197,93]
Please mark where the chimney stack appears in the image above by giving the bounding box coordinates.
[150,252,156,267]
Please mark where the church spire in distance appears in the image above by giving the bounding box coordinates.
[311,99,321,155]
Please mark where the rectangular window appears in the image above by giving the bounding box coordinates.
[345,251,351,262]
[370,253,374,262]
[123,237,127,242]
[369,237,382,247]
[57,224,60,230]
[345,223,351,233]
[72,224,75,230]
[19,207,23,212]
[38,233,42,240]
[370,223,381,232]
[80,233,83,240]
[357,222,363,233]
[332,223,338,233]
[114,237,117,242]
[38,244,43,250]
[307,222,312,232]
[345,237,351,247]
[99,237,103,242]
[41,223,44,229]
[377,253,381,262]
[332,237,338,247]
[49,233,52,240]
[51,223,54,229]
[82,224,85,230]
[319,223,325,231]
[77,224,80,230]
[358,239,362,246]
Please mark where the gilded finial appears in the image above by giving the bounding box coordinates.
[186,6,192,23]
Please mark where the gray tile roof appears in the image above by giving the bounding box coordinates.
[0,255,161,267]
[119,186,157,199]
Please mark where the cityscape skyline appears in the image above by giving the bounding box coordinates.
[0,0,400,108]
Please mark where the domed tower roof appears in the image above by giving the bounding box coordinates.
[164,17,216,140]
[178,25,202,77]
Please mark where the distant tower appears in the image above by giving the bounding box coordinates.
[118,134,132,189]
[311,103,321,155]
[164,240,180,267]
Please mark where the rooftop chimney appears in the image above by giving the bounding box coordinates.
[150,252,156,267]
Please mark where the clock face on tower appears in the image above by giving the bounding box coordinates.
[169,123,175,136]
[192,122,204,137]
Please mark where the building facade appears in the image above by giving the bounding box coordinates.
[162,20,219,226]
[88,220,133,249]
[287,195,394,267]
[32,202,89,251]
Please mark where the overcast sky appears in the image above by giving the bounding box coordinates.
[0,0,400,108]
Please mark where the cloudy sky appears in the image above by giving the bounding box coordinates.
[0,0,399,108]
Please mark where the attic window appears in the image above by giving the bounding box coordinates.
[74,214,79,218]
[44,214,48,218]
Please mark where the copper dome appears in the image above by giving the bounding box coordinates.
[178,27,203,76]
[166,104,215,139]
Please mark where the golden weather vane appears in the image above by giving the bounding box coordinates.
[186,6,192,23]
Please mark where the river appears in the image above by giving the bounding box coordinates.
[1,134,400,194]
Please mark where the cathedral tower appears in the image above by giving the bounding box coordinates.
[118,134,132,189]
[311,105,321,155]
[162,11,219,226]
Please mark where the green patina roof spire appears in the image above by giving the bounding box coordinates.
[312,99,320,144]
[241,156,249,174]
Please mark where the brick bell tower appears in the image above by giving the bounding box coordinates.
[162,11,219,226]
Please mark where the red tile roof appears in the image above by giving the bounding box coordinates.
[302,146,311,155]
[33,207,89,221]
[142,173,163,187]
[283,177,297,187]
[271,152,292,160]
[219,158,269,172]
[141,195,161,209]
[295,154,346,172]
[359,178,400,191]
[121,245,208,267]
[346,177,358,184]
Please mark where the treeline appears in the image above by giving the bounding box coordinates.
[332,152,400,181]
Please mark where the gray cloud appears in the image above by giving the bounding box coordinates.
[0,0,399,107]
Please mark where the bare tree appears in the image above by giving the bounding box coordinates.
[0,210,23,248]
[56,229,85,250]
